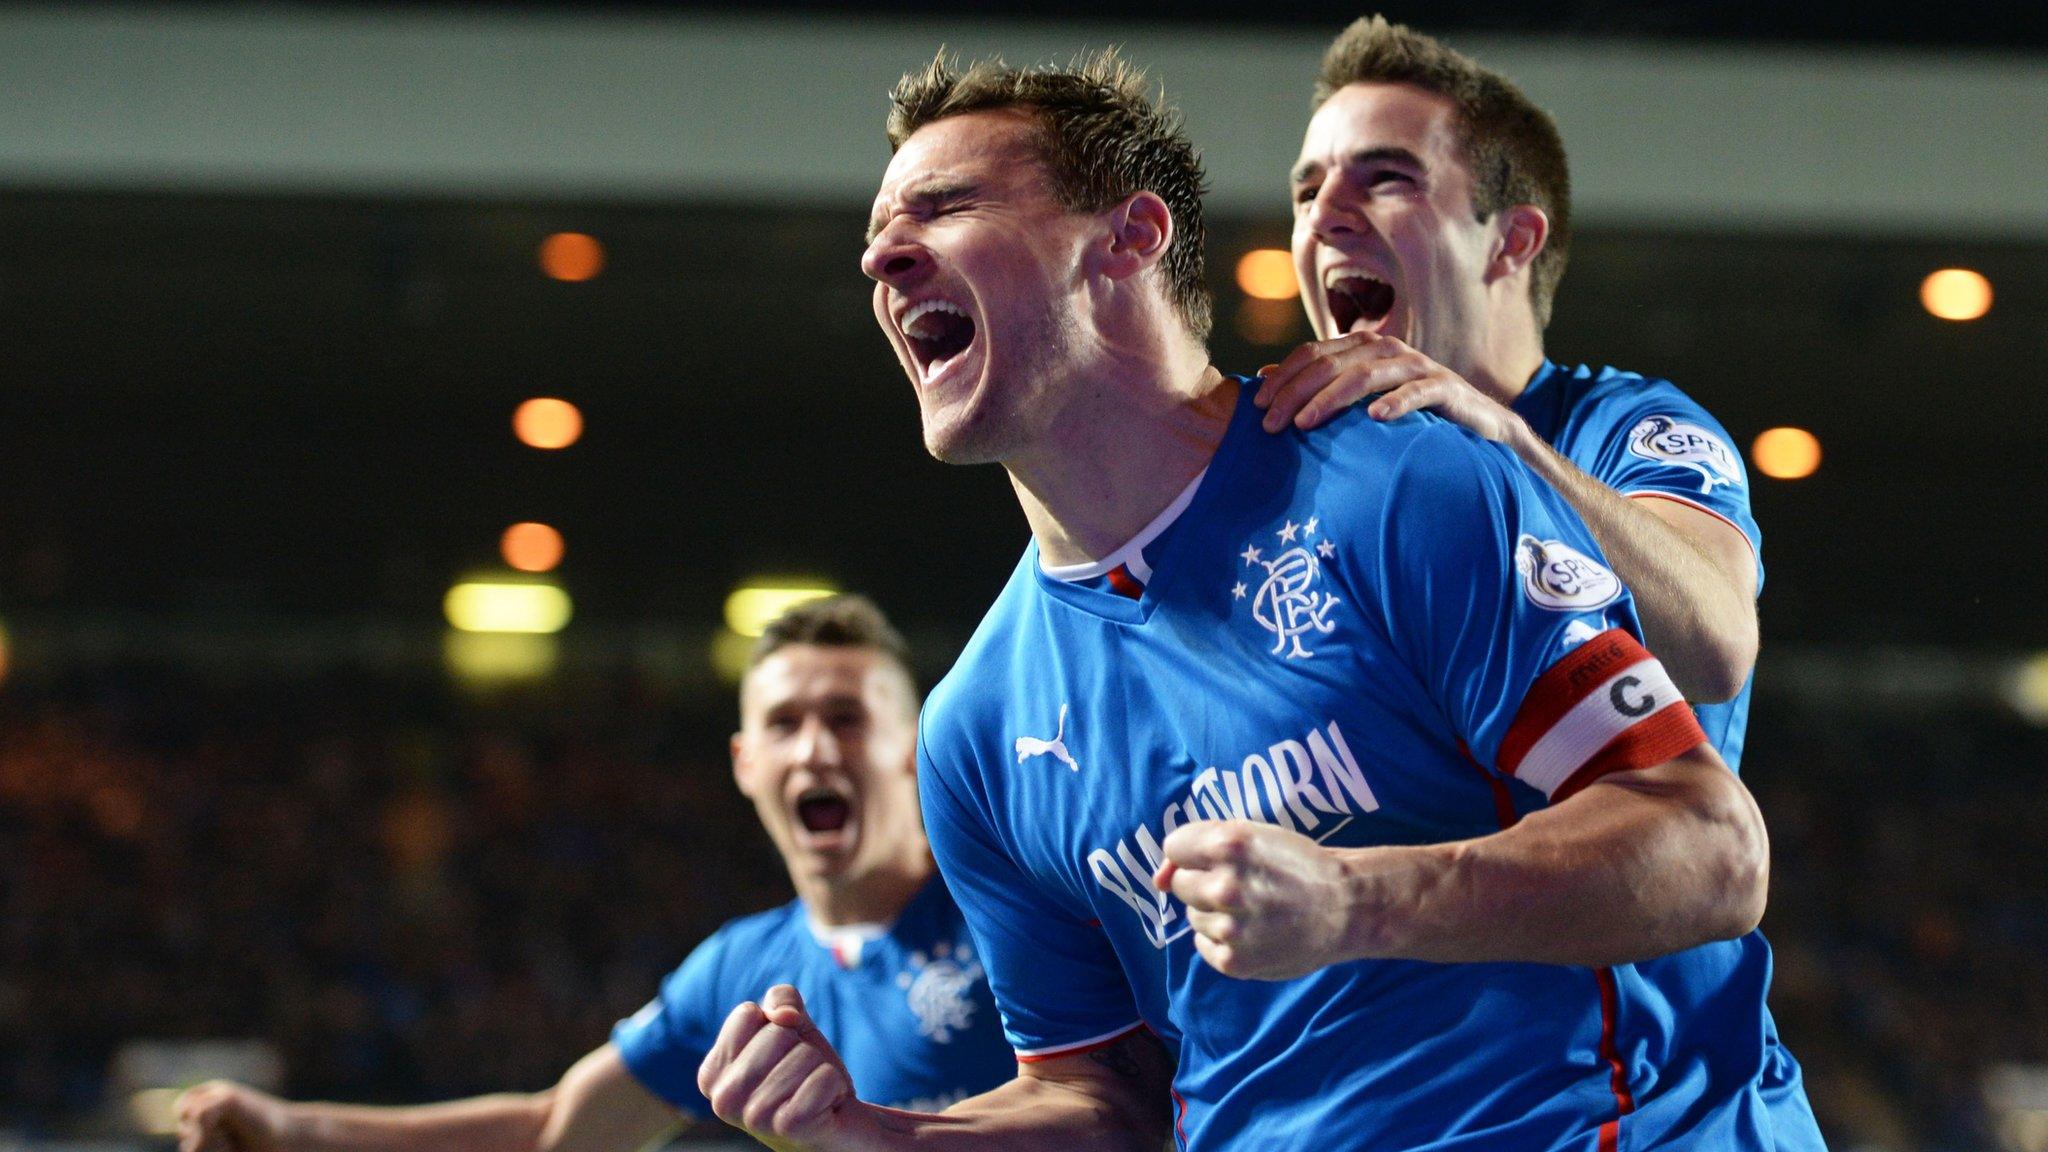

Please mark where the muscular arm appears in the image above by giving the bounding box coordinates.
[1161,744,1769,977]
[1503,429,1759,702]
[178,1045,683,1152]
[698,987,1172,1152]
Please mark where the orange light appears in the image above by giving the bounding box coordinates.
[1234,299,1304,347]
[1919,268,1991,321]
[539,232,605,283]
[1235,249,1299,301]
[1751,427,1821,480]
[501,522,565,572]
[513,398,583,450]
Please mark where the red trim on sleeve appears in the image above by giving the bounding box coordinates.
[1497,629,1649,775]
[1549,700,1705,803]
[1626,490,1753,550]
[1014,1022,1147,1064]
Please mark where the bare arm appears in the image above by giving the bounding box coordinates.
[177,1045,682,1152]
[1159,743,1769,977]
[1256,333,1760,701]
[698,985,1172,1152]
[1504,434,1759,702]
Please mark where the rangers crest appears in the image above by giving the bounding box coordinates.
[1235,515,1341,660]
[1516,535,1622,612]
[895,942,983,1043]
[1628,415,1742,493]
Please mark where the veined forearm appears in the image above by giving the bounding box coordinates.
[1340,751,1768,967]
[839,1037,1170,1152]
[872,1082,1162,1151]
[1508,432,1756,701]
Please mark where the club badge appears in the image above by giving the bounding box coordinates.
[1236,515,1341,660]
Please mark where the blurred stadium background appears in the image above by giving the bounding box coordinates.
[1,2,2044,1150]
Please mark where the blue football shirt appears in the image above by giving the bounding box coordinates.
[1513,361,1822,1151]
[918,382,1811,1150]
[1513,361,1761,769]
[610,876,1014,1116]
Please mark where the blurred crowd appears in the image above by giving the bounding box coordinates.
[1,666,2043,1151]
[0,667,784,1134]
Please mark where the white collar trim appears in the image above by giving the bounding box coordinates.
[1039,468,1206,584]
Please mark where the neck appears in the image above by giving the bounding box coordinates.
[1007,338,1234,568]
[1456,302,1547,405]
[794,844,934,928]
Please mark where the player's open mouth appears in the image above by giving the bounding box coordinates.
[1324,270,1395,335]
[796,786,853,835]
[901,298,977,384]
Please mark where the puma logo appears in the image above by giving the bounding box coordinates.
[1014,704,1080,773]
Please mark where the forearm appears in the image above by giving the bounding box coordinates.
[270,1094,552,1152]
[1506,429,1757,701]
[864,1072,1167,1151]
[1338,751,1769,967]
[735,1033,1172,1152]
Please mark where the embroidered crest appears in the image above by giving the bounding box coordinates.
[1237,516,1341,659]
[1515,535,1623,612]
[895,941,983,1043]
[1628,415,1742,493]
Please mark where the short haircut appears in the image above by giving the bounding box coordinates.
[1315,15,1572,328]
[886,48,1213,341]
[748,594,917,707]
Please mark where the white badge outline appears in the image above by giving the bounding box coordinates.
[1515,534,1623,612]
[1627,414,1743,494]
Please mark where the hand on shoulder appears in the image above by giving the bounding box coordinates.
[1255,332,1528,445]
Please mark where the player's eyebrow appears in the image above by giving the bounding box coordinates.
[1290,146,1426,187]
[865,177,976,243]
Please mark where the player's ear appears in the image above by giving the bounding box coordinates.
[1096,190,1174,281]
[729,731,752,793]
[1488,204,1549,283]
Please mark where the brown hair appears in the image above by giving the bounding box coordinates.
[886,48,1212,340]
[1315,15,1572,327]
[751,593,913,676]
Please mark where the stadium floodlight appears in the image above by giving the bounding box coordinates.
[513,397,584,449]
[1234,249,1298,301]
[724,581,838,639]
[445,579,573,634]
[445,631,559,683]
[1919,268,1992,322]
[2006,654,2048,726]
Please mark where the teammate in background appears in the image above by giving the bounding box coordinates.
[177,596,1012,1152]
[698,50,1809,1150]
[1258,18,1817,1144]
[1263,15,1761,755]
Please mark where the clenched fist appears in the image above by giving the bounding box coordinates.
[698,985,882,1151]
[1154,820,1359,981]
[176,1081,291,1152]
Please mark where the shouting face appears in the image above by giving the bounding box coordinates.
[862,108,1101,465]
[732,644,921,889]
[1291,82,1505,374]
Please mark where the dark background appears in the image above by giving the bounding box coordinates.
[2,5,2044,1152]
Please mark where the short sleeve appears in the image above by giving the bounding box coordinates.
[917,726,1145,1062]
[610,936,728,1116]
[1590,389,1763,589]
[1372,426,1708,802]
